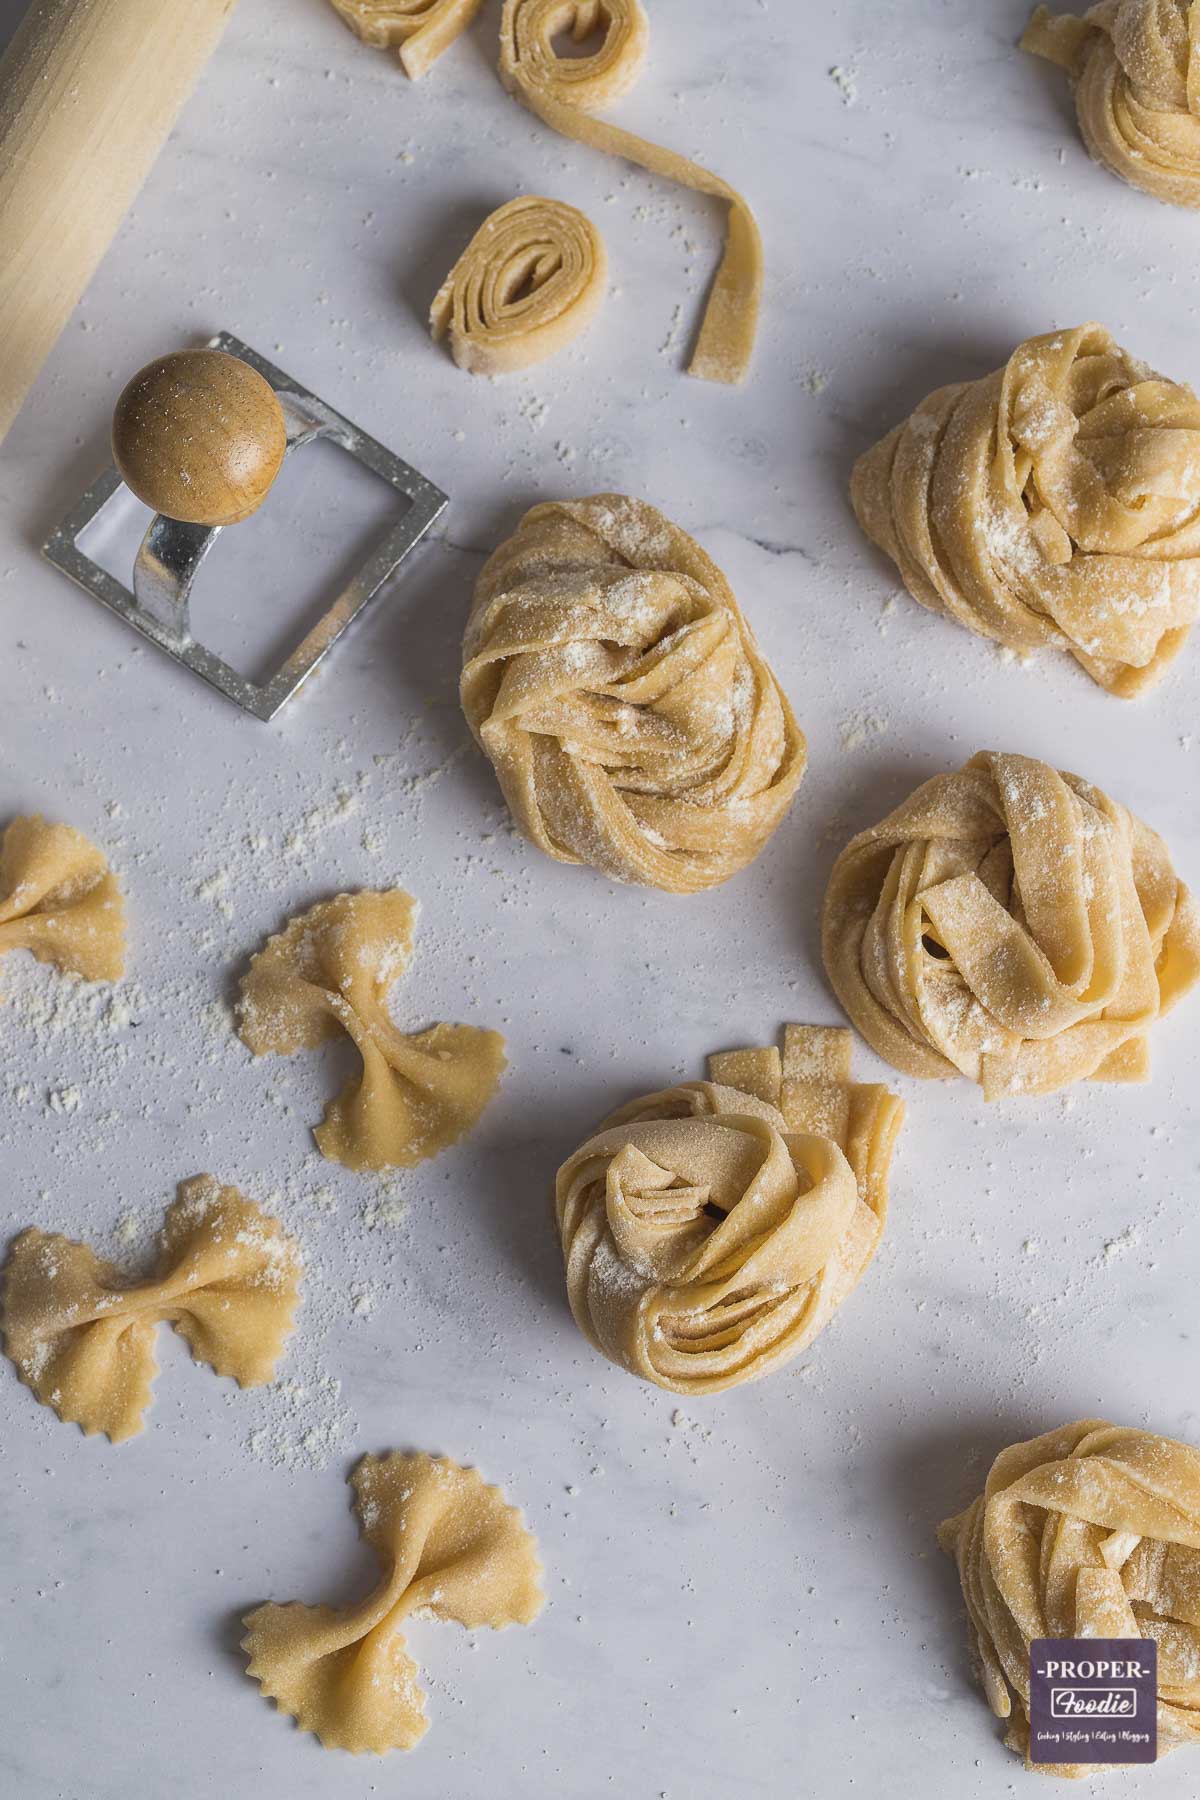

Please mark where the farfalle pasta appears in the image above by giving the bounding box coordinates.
[237,890,506,1172]
[498,0,762,382]
[555,1025,904,1394]
[1,1177,301,1442]
[0,814,125,992]
[461,494,807,893]
[1023,3,1200,208]
[431,195,607,375]
[940,1421,1200,1778]
[243,1451,543,1754]
[851,324,1200,696]
[822,750,1200,1098]
[326,0,484,79]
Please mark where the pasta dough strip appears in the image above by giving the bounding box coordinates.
[431,195,607,374]
[327,0,485,79]
[498,0,762,383]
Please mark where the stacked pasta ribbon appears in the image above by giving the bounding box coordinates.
[498,0,762,382]
[1023,1,1200,208]
[461,494,807,893]
[940,1422,1200,1777]
[822,750,1200,1097]
[851,323,1200,696]
[431,195,607,374]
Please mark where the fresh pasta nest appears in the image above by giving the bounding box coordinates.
[431,195,606,375]
[461,494,807,893]
[1023,2,1200,209]
[1,1177,301,1442]
[555,1025,903,1394]
[822,750,1200,1098]
[243,1451,543,1754]
[851,323,1200,696]
[940,1421,1200,1778]
[0,814,125,993]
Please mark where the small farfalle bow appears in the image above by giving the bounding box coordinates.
[1,1177,302,1442]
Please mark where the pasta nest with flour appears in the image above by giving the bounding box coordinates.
[851,323,1200,696]
[940,1420,1200,1778]
[554,1025,904,1394]
[822,750,1200,1098]
[461,494,807,893]
[1023,1,1200,208]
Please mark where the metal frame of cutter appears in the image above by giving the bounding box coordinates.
[42,332,448,720]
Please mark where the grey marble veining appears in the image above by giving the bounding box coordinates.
[1,2,1198,1796]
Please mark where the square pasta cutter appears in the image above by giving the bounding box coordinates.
[42,332,448,720]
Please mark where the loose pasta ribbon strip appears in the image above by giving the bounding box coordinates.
[498,0,762,382]
[1,1177,302,1443]
[243,1452,544,1754]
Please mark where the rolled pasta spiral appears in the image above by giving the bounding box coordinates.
[555,1025,904,1395]
[461,493,807,893]
[940,1421,1200,1777]
[430,195,607,374]
[822,750,1200,1098]
[326,0,485,79]
[852,323,1200,697]
[1023,1,1200,208]
[498,0,762,383]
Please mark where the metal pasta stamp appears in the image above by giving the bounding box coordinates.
[1029,1638,1158,1767]
[43,333,447,721]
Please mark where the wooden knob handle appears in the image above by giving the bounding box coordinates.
[111,349,287,526]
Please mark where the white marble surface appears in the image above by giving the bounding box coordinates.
[1,2,1199,1795]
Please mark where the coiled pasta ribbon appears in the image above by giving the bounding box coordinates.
[327,0,485,80]
[498,0,762,382]
[431,195,607,374]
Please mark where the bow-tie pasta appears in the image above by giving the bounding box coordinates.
[851,323,1200,696]
[326,0,484,79]
[0,814,125,993]
[555,1025,904,1394]
[822,751,1200,1098]
[461,495,807,893]
[1023,3,1200,208]
[243,1451,544,1753]
[1,1176,301,1442]
[940,1421,1200,1778]
[237,890,506,1172]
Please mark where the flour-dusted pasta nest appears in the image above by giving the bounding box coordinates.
[822,750,1200,1098]
[461,494,807,893]
[430,195,606,375]
[851,323,1200,696]
[1023,2,1200,208]
[555,1026,903,1394]
[940,1421,1200,1778]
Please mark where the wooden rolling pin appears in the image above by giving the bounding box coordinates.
[0,0,238,446]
